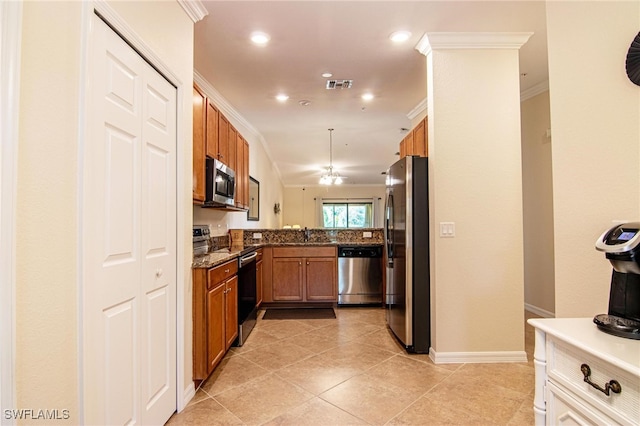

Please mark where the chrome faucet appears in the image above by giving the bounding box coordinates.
[303,227,311,242]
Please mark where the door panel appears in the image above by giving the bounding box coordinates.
[86,15,176,426]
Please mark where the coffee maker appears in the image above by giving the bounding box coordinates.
[594,222,640,339]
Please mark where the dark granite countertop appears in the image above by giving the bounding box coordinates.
[192,241,383,269]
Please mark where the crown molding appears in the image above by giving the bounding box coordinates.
[177,0,208,23]
[416,32,533,56]
[193,70,282,181]
[407,97,427,121]
[520,80,549,102]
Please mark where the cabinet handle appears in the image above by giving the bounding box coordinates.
[299,262,302,266]
[307,262,310,265]
[580,364,622,396]
[224,269,229,273]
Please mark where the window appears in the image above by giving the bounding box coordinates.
[322,202,373,228]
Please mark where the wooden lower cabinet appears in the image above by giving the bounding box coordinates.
[270,246,337,303]
[193,259,238,382]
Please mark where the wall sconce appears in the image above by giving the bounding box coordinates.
[274,203,281,214]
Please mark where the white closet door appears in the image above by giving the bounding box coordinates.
[84,14,176,425]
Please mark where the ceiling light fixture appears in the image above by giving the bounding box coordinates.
[299,100,311,106]
[321,72,333,78]
[319,128,342,185]
[250,31,270,45]
[389,30,412,43]
[361,93,374,101]
[275,94,289,102]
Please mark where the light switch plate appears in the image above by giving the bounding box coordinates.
[363,231,372,238]
[252,232,263,239]
[439,222,455,238]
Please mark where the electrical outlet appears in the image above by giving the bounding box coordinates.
[363,231,372,238]
[252,232,262,239]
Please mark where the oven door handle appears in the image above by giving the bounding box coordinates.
[239,252,258,267]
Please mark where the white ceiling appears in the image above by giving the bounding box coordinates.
[194,1,549,187]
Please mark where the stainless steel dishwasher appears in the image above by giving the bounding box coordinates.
[337,245,383,305]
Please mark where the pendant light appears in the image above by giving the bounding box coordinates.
[319,128,343,185]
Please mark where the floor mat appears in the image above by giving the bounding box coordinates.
[262,308,336,320]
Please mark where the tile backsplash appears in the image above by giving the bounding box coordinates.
[240,228,383,245]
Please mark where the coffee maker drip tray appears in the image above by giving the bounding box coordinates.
[593,314,640,340]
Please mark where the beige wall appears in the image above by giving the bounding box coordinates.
[546,1,640,318]
[427,45,525,356]
[16,0,194,420]
[521,90,555,316]
[17,2,82,416]
[282,185,386,229]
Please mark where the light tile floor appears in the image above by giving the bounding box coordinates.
[167,308,538,425]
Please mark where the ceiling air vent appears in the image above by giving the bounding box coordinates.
[326,79,353,89]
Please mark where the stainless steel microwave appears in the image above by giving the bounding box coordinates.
[204,158,235,207]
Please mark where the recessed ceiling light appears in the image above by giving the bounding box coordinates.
[322,72,333,78]
[389,30,411,43]
[275,94,289,102]
[250,31,270,45]
[361,93,374,101]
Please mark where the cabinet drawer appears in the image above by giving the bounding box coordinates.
[273,246,336,258]
[547,337,640,425]
[208,259,238,289]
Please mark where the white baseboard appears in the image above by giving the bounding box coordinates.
[525,303,555,318]
[180,382,195,412]
[429,347,528,364]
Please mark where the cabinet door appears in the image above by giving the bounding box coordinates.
[256,260,263,307]
[205,100,219,159]
[243,138,250,208]
[399,138,406,159]
[206,282,225,374]
[404,132,414,157]
[228,125,237,172]
[218,114,229,163]
[235,134,244,208]
[224,276,238,350]
[413,118,427,157]
[192,85,206,202]
[306,257,337,301]
[272,258,304,301]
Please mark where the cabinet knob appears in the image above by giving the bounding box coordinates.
[224,269,229,273]
[299,262,302,266]
[155,269,163,277]
[307,262,310,265]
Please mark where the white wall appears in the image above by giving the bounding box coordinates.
[16,1,194,419]
[546,1,640,318]
[282,185,386,229]
[521,90,555,317]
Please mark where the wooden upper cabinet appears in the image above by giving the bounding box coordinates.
[242,138,249,208]
[413,117,427,157]
[217,114,229,164]
[399,116,428,158]
[192,85,206,203]
[205,100,219,159]
[235,134,244,208]
[228,126,237,172]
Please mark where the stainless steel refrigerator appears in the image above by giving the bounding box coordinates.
[384,156,430,353]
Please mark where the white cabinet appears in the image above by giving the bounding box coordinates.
[528,318,640,426]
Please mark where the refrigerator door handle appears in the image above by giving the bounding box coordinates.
[385,192,394,267]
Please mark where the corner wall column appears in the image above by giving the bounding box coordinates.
[416,32,531,362]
